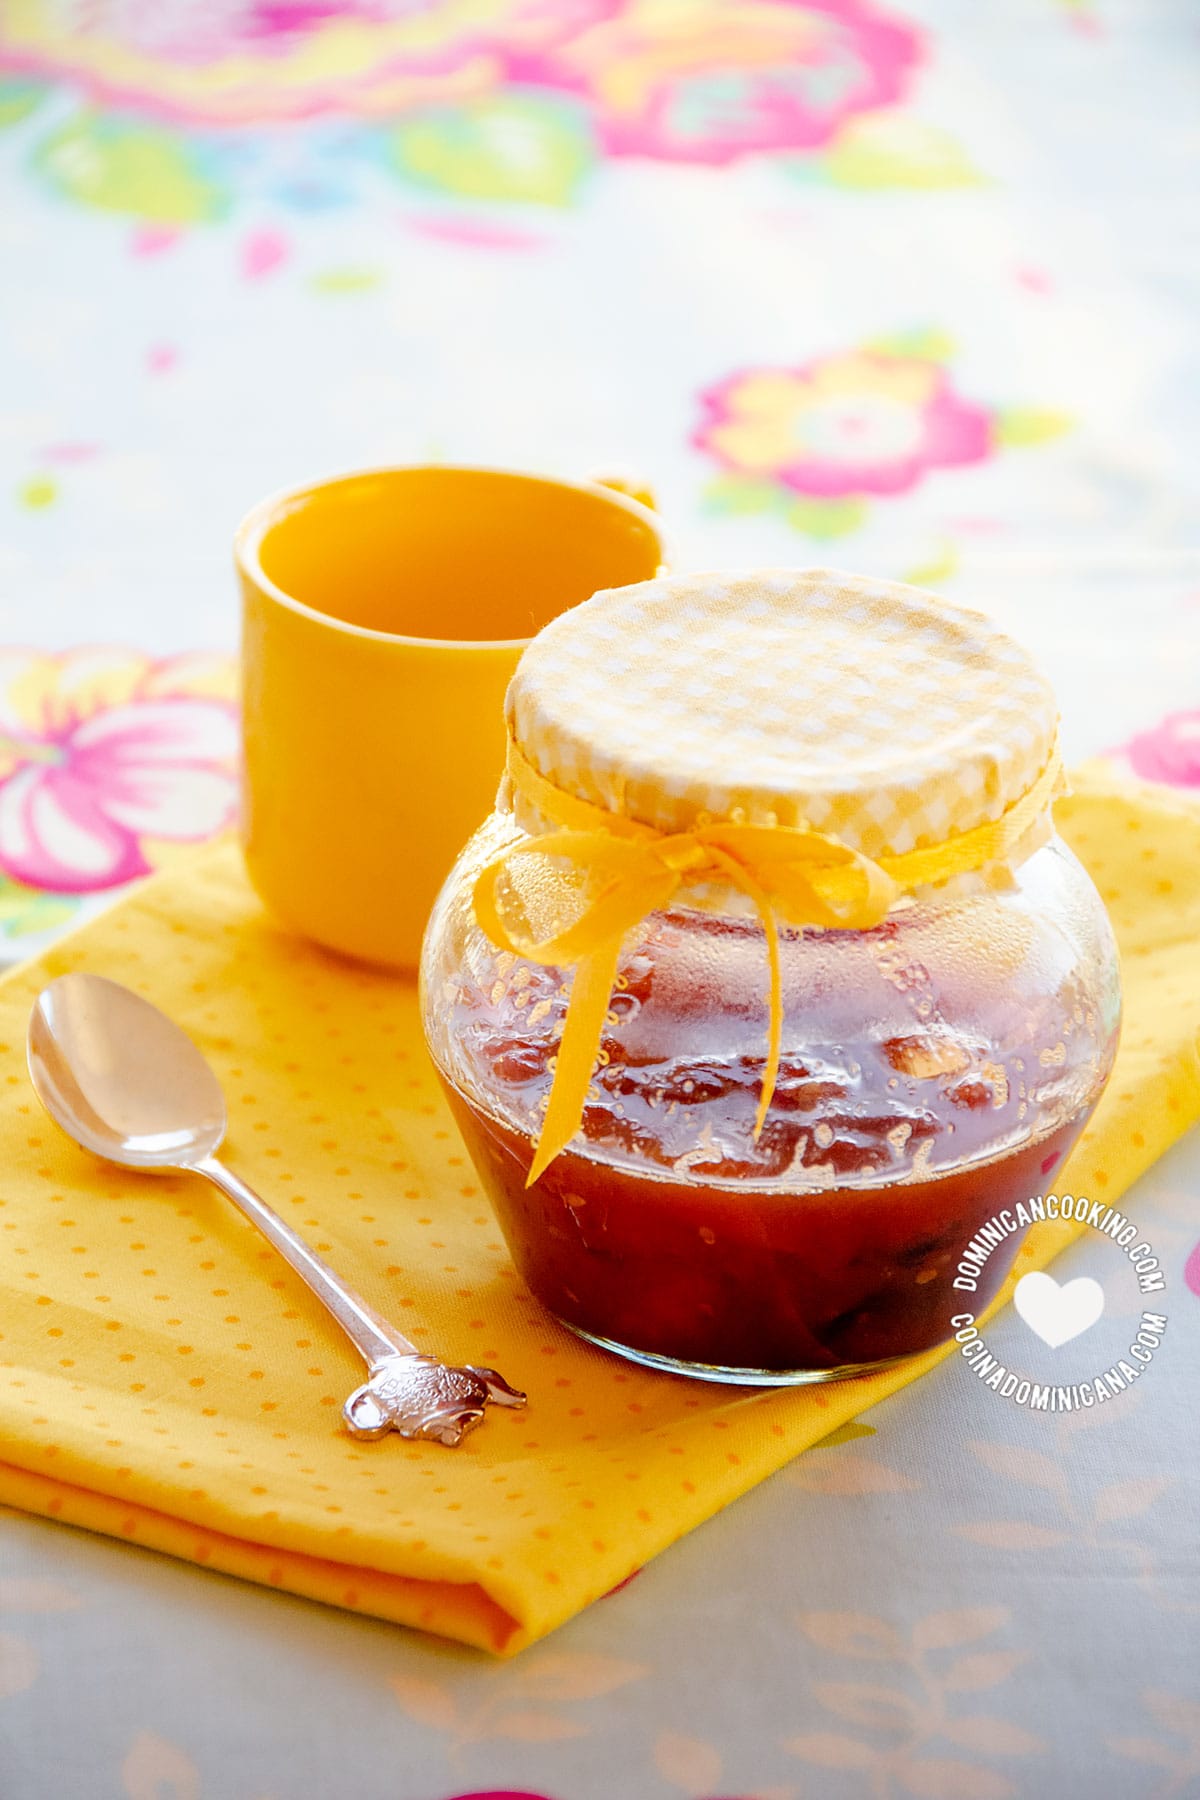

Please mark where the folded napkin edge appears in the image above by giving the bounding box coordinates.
[0,1455,529,1656]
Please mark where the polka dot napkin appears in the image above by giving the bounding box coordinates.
[0,771,1197,1655]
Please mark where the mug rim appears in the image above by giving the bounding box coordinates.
[234,462,668,652]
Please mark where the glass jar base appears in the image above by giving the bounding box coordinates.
[556,1316,918,1387]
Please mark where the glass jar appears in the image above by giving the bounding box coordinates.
[420,571,1121,1384]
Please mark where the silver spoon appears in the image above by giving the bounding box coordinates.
[27,973,525,1446]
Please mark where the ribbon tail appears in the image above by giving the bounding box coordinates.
[704,846,784,1142]
[752,896,782,1141]
[527,936,624,1187]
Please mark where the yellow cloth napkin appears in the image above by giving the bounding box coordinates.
[0,771,1197,1655]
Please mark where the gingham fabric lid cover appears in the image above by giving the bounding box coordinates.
[505,568,1059,861]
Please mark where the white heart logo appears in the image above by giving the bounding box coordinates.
[1014,1272,1105,1348]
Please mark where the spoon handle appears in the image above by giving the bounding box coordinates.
[193,1154,418,1367]
[192,1155,526,1446]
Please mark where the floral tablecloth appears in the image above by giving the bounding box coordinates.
[1,3,1198,1797]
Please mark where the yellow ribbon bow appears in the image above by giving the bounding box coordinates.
[474,740,1064,1185]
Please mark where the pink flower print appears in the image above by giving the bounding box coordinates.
[1185,1237,1200,1299]
[1115,710,1200,787]
[0,650,238,893]
[695,349,993,498]
[529,0,922,165]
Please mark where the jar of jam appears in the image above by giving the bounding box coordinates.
[421,570,1121,1384]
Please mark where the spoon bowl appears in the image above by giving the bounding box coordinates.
[29,973,227,1170]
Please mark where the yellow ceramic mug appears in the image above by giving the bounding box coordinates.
[235,466,665,968]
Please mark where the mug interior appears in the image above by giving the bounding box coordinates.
[242,467,664,644]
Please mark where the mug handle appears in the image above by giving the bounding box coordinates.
[591,470,657,513]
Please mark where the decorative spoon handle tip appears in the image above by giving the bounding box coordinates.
[343,1354,527,1445]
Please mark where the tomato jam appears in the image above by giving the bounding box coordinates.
[429,895,1114,1381]
[444,1083,1083,1380]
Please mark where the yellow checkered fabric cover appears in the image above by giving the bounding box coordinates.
[505,568,1058,859]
